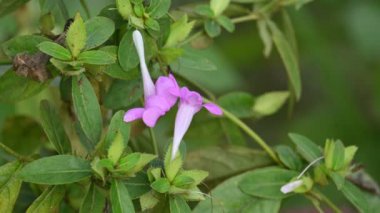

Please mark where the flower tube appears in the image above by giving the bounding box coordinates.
[171,87,222,159]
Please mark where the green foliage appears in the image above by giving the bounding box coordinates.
[26,186,65,213]
[239,167,298,199]
[0,161,22,213]
[66,13,87,58]
[40,100,71,154]
[72,74,102,148]
[0,0,376,212]
[38,41,71,61]
[19,155,92,184]
[80,184,106,213]
[0,70,49,103]
[110,179,135,213]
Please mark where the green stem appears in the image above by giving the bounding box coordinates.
[0,143,31,161]
[79,0,91,18]
[203,98,280,163]
[231,13,259,24]
[148,128,159,155]
[310,190,342,213]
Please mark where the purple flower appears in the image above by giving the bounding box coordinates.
[123,30,180,127]
[171,87,222,159]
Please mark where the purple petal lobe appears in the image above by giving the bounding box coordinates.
[124,108,145,122]
[203,103,223,116]
[145,95,171,112]
[142,107,164,127]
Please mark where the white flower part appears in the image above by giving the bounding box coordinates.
[171,103,197,160]
[280,180,303,194]
[132,30,155,98]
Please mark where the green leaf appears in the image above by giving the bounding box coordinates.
[176,170,208,188]
[85,16,115,50]
[172,48,217,72]
[38,41,71,60]
[151,178,170,193]
[40,100,71,154]
[184,146,273,181]
[125,172,151,199]
[145,18,160,31]
[116,0,133,19]
[275,145,303,171]
[289,133,322,163]
[217,15,235,33]
[108,132,125,164]
[281,10,298,59]
[172,175,195,188]
[164,146,183,182]
[104,79,142,110]
[238,167,298,199]
[159,48,183,64]
[204,19,221,38]
[72,74,103,146]
[329,171,345,190]
[217,92,255,118]
[324,139,345,171]
[257,19,273,57]
[80,183,106,213]
[164,15,195,48]
[100,46,140,80]
[104,111,131,150]
[169,196,191,213]
[0,70,50,103]
[194,5,214,18]
[194,171,281,212]
[210,0,230,16]
[2,35,49,57]
[118,30,151,71]
[268,20,301,100]
[78,50,116,65]
[19,155,92,184]
[26,186,65,213]
[118,30,156,71]
[140,191,159,211]
[118,153,156,175]
[341,181,369,213]
[147,0,171,19]
[110,179,135,213]
[344,146,358,167]
[252,91,289,117]
[0,161,22,213]
[66,13,86,58]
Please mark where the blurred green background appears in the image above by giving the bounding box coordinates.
[0,0,379,211]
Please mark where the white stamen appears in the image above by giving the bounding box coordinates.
[280,180,303,194]
[132,30,155,98]
[280,156,324,194]
[296,156,324,179]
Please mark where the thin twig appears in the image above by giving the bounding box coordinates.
[0,143,32,161]
[203,98,281,164]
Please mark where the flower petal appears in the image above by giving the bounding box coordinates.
[280,180,303,194]
[124,108,145,122]
[142,107,164,127]
[203,103,223,116]
[172,103,197,160]
[133,30,155,98]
